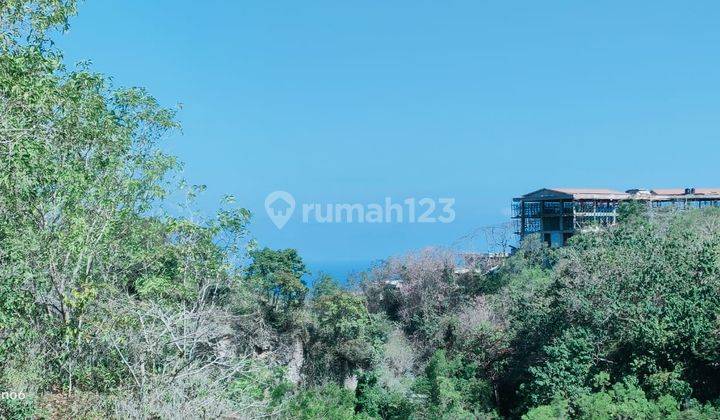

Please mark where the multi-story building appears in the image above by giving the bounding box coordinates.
[512,188,720,247]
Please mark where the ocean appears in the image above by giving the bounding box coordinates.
[304,260,373,288]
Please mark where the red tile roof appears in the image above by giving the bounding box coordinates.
[551,188,627,195]
[652,188,720,196]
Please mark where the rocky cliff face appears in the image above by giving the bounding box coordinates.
[286,335,305,385]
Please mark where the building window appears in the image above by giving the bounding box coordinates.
[525,218,541,233]
[543,201,562,215]
[524,202,541,217]
[575,201,594,213]
[542,216,561,231]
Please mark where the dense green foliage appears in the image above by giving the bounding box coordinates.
[246,247,309,327]
[3,2,720,419]
[280,205,720,419]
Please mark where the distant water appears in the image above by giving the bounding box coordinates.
[304,260,373,288]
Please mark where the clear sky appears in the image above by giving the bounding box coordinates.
[57,1,720,268]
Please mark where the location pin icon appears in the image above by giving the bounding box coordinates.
[265,191,295,230]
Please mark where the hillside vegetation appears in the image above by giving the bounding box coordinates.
[2,2,720,419]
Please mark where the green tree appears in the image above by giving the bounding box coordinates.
[284,383,358,420]
[413,349,495,418]
[246,247,309,326]
[0,3,272,417]
[354,370,415,419]
[525,328,596,406]
[306,277,386,383]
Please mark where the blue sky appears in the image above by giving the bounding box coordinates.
[57,1,720,270]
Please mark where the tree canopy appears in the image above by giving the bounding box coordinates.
[3,2,720,419]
